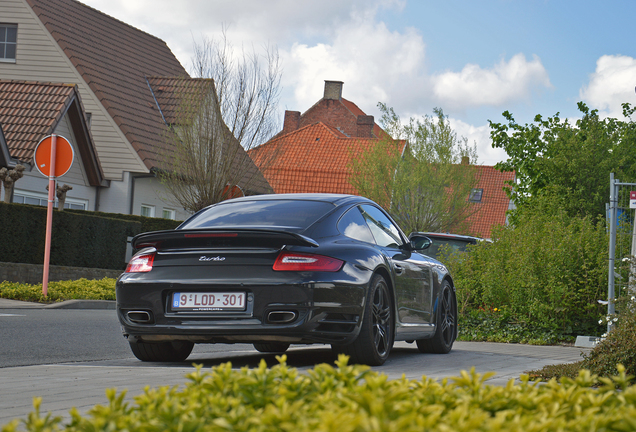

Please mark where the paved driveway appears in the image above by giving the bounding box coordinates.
[0,341,589,426]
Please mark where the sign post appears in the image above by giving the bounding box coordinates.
[33,134,74,296]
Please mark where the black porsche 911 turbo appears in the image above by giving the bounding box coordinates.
[116,193,457,366]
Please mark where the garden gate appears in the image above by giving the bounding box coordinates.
[607,173,636,332]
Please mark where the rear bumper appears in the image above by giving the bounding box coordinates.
[116,277,367,345]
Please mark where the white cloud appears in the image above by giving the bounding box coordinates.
[431,54,552,110]
[82,0,389,71]
[580,55,636,118]
[280,15,427,111]
[450,118,508,166]
[80,0,532,168]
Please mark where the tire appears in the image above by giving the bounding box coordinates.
[129,340,194,362]
[416,281,457,354]
[332,274,394,366]
[253,342,290,353]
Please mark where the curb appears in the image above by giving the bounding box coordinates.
[0,298,116,310]
[44,300,116,310]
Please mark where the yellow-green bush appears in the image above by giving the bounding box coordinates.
[5,356,636,432]
[0,278,116,302]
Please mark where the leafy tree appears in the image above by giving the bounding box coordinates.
[490,102,636,220]
[158,31,281,213]
[349,104,479,234]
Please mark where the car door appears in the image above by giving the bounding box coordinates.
[359,205,432,324]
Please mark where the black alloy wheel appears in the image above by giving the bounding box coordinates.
[333,274,394,366]
[416,281,456,354]
[253,342,290,353]
[129,340,194,362]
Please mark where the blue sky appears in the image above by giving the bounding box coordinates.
[82,0,636,165]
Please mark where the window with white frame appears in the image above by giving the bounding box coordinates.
[162,208,176,220]
[140,204,155,217]
[0,24,17,62]
[12,190,87,210]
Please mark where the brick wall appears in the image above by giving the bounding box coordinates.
[0,262,122,284]
[300,99,359,136]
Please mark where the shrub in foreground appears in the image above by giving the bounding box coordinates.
[0,278,116,303]
[4,356,636,432]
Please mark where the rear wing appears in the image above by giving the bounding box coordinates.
[132,228,319,250]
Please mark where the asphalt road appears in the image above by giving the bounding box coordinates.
[0,307,259,367]
[0,304,591,427]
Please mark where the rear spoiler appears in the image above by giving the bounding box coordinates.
[132,228,319,250]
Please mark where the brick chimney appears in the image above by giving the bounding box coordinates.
[461,156,470,165]
[324,80,344,100]
[356,115,374,138]
[282,110,300,134]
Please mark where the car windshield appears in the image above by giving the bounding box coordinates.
[180,200,335,231]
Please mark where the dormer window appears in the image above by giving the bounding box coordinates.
[0,24,17,62]
[469,188,483,202]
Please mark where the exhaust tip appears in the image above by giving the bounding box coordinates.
[267,311,297,324]
[127,310,152,323]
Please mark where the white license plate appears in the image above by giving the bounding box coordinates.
[171,292,246,311]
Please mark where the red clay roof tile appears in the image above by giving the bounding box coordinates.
[0,80,75,162]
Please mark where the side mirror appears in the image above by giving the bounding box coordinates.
[409,234,431,251]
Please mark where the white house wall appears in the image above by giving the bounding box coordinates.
[97,172,133,215]
[132,176,191,221]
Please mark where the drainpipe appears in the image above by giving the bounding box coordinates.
[94,186,101,212]
[129,172,156,215]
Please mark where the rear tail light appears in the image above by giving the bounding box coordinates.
[273,252,343,272]
[125,249,156,273]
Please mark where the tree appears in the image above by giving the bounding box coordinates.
[158,31,281,213]
[349,104,479,234]
[490,102,636,220]
[190,30,282,150]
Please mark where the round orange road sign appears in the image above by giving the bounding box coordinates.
[34,135,74,177]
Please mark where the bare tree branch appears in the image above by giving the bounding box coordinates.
[157,30,281,213]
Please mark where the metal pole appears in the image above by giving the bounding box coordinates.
[630,204,636,294]
[607,173,617,333]
[42,134,57,297]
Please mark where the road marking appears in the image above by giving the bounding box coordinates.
[0,313,26,317]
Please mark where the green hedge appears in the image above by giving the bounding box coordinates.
[4,356,636,432]
[0,202,140,270]
[65,208,182,233]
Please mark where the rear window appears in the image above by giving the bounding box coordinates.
[180,200,335,231]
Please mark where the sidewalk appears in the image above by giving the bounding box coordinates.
[0,298,115,309]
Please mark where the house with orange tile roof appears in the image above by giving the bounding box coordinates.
[463,165,515,238]
[0,0,270,219]
[250,81,397,195]
[251,80,515,238]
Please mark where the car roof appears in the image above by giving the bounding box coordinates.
[215,193,373,207]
